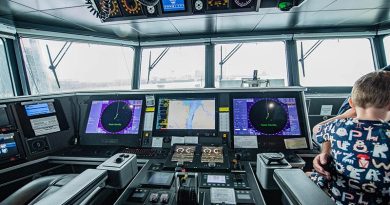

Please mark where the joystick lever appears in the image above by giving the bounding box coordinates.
[232,153,242,170]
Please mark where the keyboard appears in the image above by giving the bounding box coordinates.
[121,148,169,159]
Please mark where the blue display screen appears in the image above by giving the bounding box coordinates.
[25,102,56,117]
[0,133,19,160]
[161,0,186,12]
[233,98,301,136]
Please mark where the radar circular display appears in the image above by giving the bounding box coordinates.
[101,101,133,133]
[249,99,288,134]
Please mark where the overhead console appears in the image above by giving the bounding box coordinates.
[89,0,306,22]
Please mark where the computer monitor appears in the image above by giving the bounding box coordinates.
[233,98,301,136]
[85,100,142,135]
[0,133,19,163]
[154,96,217,136]
[81,99,144,146]
[232,92,310,150]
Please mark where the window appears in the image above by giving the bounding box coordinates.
[140,45,205,89]
[215,42,287,88]
[297,38,374,87]
[20,38,134,94]
[384,35,390,65]
[0,39,14,98]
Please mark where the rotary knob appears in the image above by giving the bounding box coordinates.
[195,0,203,11]
[147,6,155,14]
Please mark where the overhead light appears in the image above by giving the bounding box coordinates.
[277,0,295,11]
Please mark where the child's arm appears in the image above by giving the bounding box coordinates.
[313,142,331,179]
[312,108,356,135]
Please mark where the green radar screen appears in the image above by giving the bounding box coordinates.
[100,101,133,133]
[248,99,288,134]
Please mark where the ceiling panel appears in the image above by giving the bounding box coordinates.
[10,0,85,11]
[43,6,103,27]
[217,14,262,33]
[128,20,178,35]
[323,0,390,10]
[338,9,390,27]
[0,1,35,16]
[254,12,300,31]
[2,11,86,31]
[296,9,371,27]
[288,0,336,12]
[92,24,141,39]
[170,17,216,35]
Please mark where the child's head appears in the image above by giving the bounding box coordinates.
[349,71,390,119]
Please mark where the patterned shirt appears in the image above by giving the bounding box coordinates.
[312,118,390,205]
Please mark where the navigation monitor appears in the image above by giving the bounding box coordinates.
[81,98,144,146]
[233,98,301,136]
[154,97,216,136]
[85,100,142,134]
[161,0,186,12]
[0,133,20,162]
[232,94,309,150]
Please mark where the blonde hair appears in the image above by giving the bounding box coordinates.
[351,71,390,108]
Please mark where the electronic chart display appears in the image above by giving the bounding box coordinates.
[85,100,142,134]
[0,133,19,162]
[154,97,217,136]
[233,98,301,136]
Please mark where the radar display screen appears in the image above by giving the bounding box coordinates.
[0,133,19,161]
[85,100,142,134]
[156,98,215,130]
[171,145,196,162]
[161,0,186,12]
[201,146,223,163]
[207,0,229,10]
[233,98,301,136]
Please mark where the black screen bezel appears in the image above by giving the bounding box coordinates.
[152,93,219,137]
[15,99,69,139]
[80,95,145,147]
[230,91,310,151]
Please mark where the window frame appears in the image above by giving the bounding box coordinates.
[213,40,289,88]
[294,37,376,91]
[139,44,207,90]
[0,37,16,98]
[383,35,390,66]
[18,36,136,94]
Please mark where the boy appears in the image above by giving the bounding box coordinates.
[310,70,390,205]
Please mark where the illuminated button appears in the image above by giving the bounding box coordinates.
[160,193,169,204]
[145,133,149,137]
[150,193,159,203]
[223,134,227,138]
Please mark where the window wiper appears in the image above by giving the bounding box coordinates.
[219,43,243,81]
[147,47,170,83]
[46,42,72,88]
[298,40,323,77]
